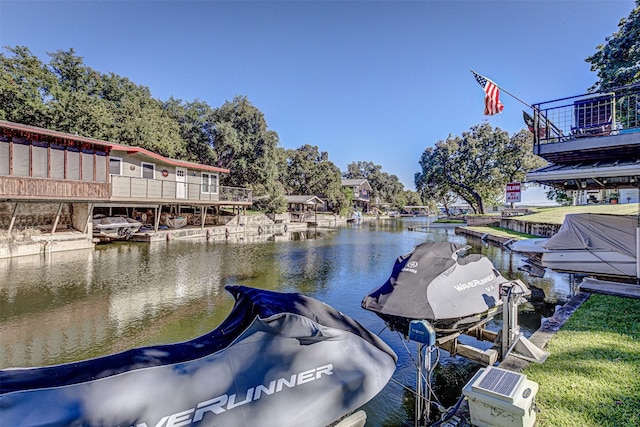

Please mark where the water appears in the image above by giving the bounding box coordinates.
[0,217,573,426]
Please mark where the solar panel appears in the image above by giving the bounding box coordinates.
[472,367,524,401]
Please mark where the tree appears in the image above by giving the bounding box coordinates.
[415,123,544,214]
[283,145,346,209]
[164,98,216,165]
[545,187,572,206]
[586,1,640,91]
[0,46,58,126]
[414,150,455,214]
[210,96,281,199]
[46,49,115,140]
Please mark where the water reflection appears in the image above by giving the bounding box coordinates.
[0,218,572,426]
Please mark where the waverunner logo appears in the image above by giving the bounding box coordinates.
[401,261,419,274]
[126,364,334,427]
[453,273,496,292]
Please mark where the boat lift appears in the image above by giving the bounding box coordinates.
[405,280,548,427]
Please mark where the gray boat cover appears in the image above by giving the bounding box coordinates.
[543,213,637,258]
[0,286,397,427]
[362,242,513,334]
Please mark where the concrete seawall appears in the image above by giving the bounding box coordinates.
[0,212,353,259]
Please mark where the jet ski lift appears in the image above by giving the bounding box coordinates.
[362,243,547,426]
[405,281,548,427]
[436,280,549,365]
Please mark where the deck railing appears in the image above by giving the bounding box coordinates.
[0,176,111,200]
[110,175,252,204]
[532,84,640,147]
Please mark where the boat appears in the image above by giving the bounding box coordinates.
[508,213,637,280]
[0,285,397,427]
[92,215,142,241]
[362,242,525,337]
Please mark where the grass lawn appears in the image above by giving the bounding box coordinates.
[462,226,539,240]
[523,294,640,427]
[461,204,639,241]
[520,204,639,225]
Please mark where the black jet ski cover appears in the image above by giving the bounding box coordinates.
[1,286,397,427]
[362,242,512,334]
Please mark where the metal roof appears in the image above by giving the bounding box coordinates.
[526,157,640,190]
[0,120,230,174]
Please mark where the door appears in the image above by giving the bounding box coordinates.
[176,167,187,199]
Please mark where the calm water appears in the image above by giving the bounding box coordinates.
[0,218,573,426]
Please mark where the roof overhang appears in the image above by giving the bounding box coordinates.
[284,195,325,205]
[526,158,640,191]
[0,120,230,174]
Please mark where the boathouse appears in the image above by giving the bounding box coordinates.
[0,121,253,257]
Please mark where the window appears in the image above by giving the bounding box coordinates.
[141,162,155,179]
[109,157,122,175]
[202,172,218,194]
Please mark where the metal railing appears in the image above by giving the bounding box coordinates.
[532,84,640,146]
[110,175,252,204]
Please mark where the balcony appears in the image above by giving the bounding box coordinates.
[109,175,252,205]
[0,176,111,201]
[0,174,252,206]
[532,84,640,163]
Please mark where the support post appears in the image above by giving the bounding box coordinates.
[415,343,423,427]
[51,203,63,235]
[636,222,640,285]
[8,202,18,232]
[84,203,94,234]
[154,205,161,232]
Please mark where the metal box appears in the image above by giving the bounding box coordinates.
[408,320,436,346]
[462,366,538,427]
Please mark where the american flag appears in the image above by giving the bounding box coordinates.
[472,71,504,116]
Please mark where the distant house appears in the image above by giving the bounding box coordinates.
[341,179,372,212]
[283,195,325,222]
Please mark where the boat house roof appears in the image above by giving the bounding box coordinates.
[284,195,325,206]
[0,120,230,174]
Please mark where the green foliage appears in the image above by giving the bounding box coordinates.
[0,47,187,158]
[210,96,281,196]
[524,295,640,427]
[586,1,640,91]
[0,46,58,126]
[253,189,288,214]
[281,145,347,212]
[339,187,354,216]
[545,187,572,205]
[415,123,544,214]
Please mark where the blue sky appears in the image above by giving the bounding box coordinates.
[1,0,635,203]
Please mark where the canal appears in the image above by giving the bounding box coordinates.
[0,217,573,426]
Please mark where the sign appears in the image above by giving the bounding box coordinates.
[506,182,521,203]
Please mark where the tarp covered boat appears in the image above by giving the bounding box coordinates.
[0,286,397,427]
[508,214,637,279]
[362,242,517,336]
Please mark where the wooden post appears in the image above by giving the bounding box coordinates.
[84,203,94,234]
[51,203,63,235]
[8,202,18,232]
[154,205,161,232]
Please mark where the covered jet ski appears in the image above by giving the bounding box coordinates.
[0,286,397,427]
[362,242,521,336]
